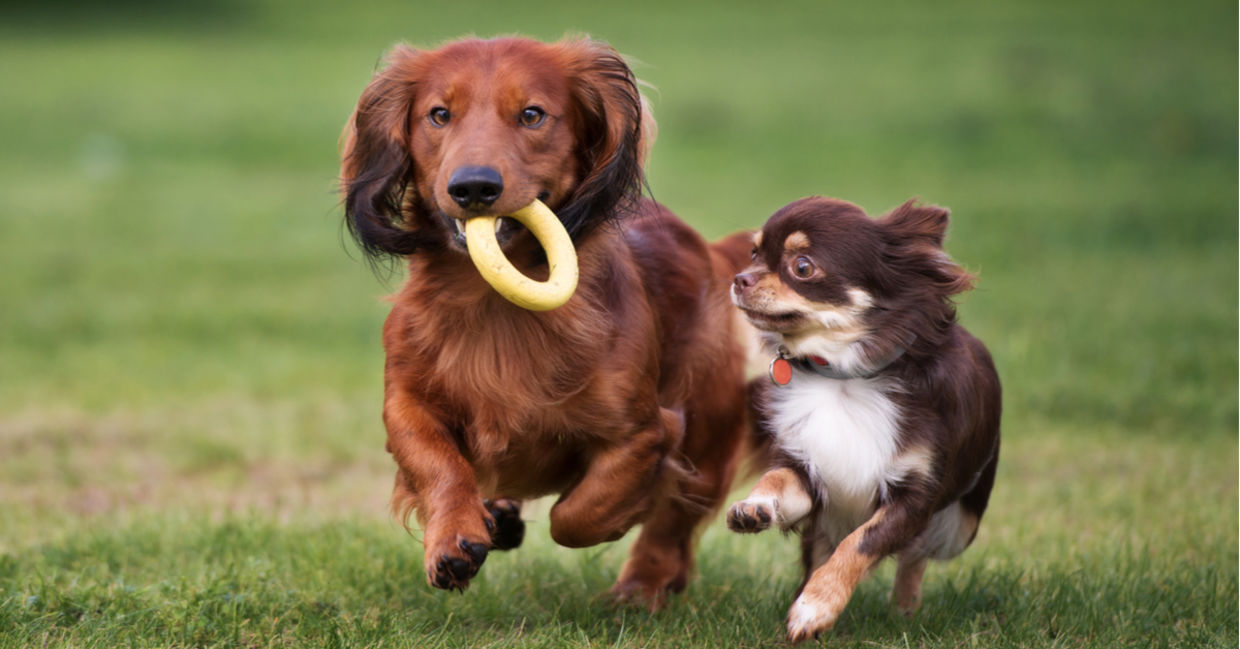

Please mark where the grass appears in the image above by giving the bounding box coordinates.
[2,427,1234,648]
[0,0,1236,646]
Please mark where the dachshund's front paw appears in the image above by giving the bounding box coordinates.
[425,535,490,591]
[727,497,776,533]
[423,504,493,591]
[484,498,525,551]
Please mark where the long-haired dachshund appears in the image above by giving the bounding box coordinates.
[339,36,754,607]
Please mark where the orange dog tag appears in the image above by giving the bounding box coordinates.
[770,356,793,386]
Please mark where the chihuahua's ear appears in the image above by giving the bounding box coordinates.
[880,198,974,299]
[880,199,950,247]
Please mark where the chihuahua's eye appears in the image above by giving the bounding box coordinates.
[428,107,451,127]
[750,247,758,260]
[791,256,816,279]
[519,106,546,128]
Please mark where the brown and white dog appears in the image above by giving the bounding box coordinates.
[726,197,1001,642]
[340,37,754,607]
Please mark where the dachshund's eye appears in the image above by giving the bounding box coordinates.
[428,107,451,127]
[750,247,758,261]
[519,106,546,128]
[791,256,816,279]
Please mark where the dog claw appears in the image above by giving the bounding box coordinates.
[431,562,452,589]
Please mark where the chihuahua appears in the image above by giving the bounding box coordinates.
[727,197,1001,642]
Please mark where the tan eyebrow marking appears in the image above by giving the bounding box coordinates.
[753,231,764,249]
[784,231,810,252]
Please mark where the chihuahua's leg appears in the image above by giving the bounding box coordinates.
[786,507,890,642]
[548,407,682,548]
[786,496,935,643]
[727,467,814,533]
[888,499,980,616]
[892,554,928,617]
[385,389,493,591]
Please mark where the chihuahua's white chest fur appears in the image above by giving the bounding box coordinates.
[766,373,904,544]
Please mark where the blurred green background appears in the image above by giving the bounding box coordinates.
[0,1,1235,647]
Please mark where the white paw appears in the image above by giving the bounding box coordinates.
[786,594,839,643]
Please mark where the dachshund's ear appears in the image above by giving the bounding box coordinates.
[340,45,432,260]
[880,199,950,248]
[557,39,649,239]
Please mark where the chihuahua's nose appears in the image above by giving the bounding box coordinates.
[733,272,757,291]
[447,166,504,209]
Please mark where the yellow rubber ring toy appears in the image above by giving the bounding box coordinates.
[463,199,579,311]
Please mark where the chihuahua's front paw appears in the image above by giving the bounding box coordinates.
[786,593,840,643]
[727,497,777,533]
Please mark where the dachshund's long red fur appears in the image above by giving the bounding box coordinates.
[340,36,753,606]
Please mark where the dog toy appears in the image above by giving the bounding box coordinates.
[463,199,579,311]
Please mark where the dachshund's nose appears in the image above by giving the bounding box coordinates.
[733,272,757,291]
[448,166,504,209]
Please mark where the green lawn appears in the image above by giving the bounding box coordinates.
[1,1,1235,647]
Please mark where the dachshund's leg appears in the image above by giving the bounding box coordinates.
[385,390,493,591]
[610,402,749,610]
[607,498,694,610]
[547,407,682,548]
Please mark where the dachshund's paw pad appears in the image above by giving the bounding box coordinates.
[726,498,775,533]
[484,498,525,551]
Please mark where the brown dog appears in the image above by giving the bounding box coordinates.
[727,197,1001,641]
[339,37,753,607]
